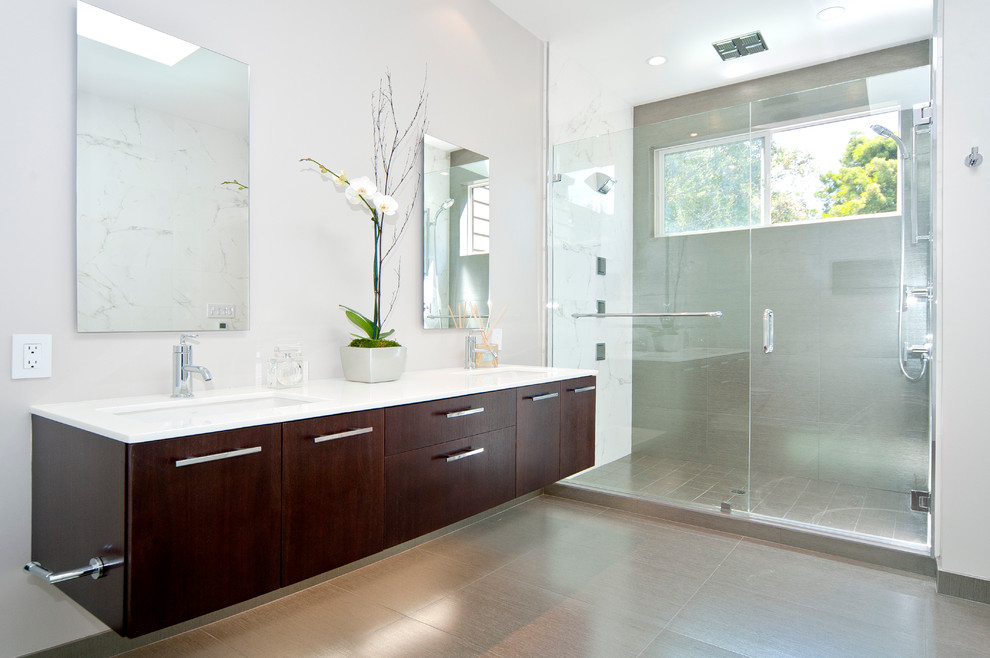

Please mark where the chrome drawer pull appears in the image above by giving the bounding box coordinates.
[314,427,374,443]
[175,446,262,467]
[445,407,485,419]
[445,447,485,463]
[527,392,559,402]
[570,385,596,393]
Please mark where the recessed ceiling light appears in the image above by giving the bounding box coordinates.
[817,6,846,21]
[77,2,199,66]
[647,55,667,67]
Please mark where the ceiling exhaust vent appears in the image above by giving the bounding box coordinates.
[713,31,769,61]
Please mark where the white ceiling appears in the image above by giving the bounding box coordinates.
[489,0,934,106]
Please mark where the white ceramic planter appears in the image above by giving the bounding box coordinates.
[339,345,407,383]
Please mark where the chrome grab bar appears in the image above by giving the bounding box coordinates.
[314,427,374,443]
[445,407,485,419]
[763,309,774,354]
[445,447,485,463]
[571,311,723,319]
[25,556,123,584]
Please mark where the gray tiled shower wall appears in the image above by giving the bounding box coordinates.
[630,215,931,496]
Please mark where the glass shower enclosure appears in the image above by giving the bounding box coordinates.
[550,66,934,550]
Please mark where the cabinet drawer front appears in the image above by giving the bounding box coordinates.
[560,376,597,478]
[282,410,385,586]
[385,389,515,455]
[384,428,515,547]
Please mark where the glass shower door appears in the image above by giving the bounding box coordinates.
[746,68,933,547]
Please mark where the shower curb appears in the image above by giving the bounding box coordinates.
[545,482,937,577]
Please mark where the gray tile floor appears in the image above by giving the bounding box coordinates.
[569,447,929,547]
[120,496,987,657]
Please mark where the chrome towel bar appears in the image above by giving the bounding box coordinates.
[571,311,723,319]
[25,556,123,584]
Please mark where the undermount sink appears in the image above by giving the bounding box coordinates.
[100,392,325,424]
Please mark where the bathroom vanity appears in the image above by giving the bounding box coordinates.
[28,366,596,637]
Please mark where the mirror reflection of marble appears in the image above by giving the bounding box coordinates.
[76,3,250,332]
[423,135,490,329]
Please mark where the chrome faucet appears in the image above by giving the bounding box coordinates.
[465,333,498,369]
[172,334,213,398]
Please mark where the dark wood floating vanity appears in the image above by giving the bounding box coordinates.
[29,369,596,637]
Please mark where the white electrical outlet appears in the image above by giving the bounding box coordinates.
[12,334,52,379]
[23,343,41,369]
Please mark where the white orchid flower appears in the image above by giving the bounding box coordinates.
[372,193,398,216]
[330,169,347,187]
[345,176,376,205]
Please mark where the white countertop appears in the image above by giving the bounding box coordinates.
[30,365,597,443]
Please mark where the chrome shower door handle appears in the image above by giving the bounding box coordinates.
[763,309,774,354]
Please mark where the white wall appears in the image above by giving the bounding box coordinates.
[0,1,544,655]
[935,0,990,582]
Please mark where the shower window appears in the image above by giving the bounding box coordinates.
[657,136,765,235]
[460,181,490,255]
[655,108,901,236]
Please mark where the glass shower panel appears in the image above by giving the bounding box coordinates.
[551,104,755,512]
[550,129,636,468]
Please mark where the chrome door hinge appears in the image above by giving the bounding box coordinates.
[550,173,562,183]
[914,101,933,127]
[911,490,931,513]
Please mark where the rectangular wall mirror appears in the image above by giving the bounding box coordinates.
[76,2,250,332]
[423,135,490,329]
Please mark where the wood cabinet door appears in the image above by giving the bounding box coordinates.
[560,376,597,478]
[385,428,515,547]
[515,382,562,496]
[282,410,385,586]
[126,425,282,636]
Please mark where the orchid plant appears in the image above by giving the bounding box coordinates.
[298,161,400,344]
[301,72,427,348]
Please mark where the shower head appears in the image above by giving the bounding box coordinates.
[870,124,910,160]
[585,172,616,195]
[429,198,455,225]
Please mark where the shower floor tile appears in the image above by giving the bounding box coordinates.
[567,446,929,547]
